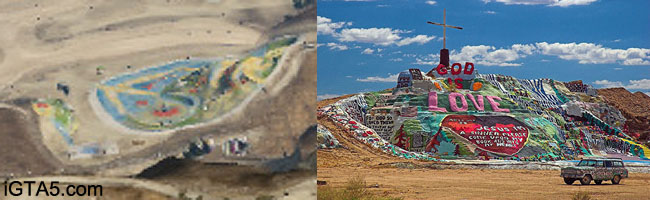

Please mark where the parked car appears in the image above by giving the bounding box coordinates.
[560,158,628,185]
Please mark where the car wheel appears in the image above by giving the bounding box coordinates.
[580,175,592,185]
[612,175,621,185]
[595,180,602,185]
[564,178,575,185]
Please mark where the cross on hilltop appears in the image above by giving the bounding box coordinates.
[426,9,463,68]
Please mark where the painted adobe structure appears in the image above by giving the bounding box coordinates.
[319,63,650,161]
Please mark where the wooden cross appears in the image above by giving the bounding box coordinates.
[427,9,463,49]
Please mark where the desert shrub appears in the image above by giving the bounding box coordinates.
[572,191,591,200]
[318,176,402,200]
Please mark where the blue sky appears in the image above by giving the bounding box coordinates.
[317,0,650,99]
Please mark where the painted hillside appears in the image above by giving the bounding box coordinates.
[317,63,650,162]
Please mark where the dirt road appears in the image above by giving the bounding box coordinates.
[318,166,650,200]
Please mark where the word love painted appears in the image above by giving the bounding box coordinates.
[441,115,529,155]
[436,62,474,89]
[428,92,510,112]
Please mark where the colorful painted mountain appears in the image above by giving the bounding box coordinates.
[318,66,649,161]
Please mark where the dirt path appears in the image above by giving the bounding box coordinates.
[318,166,650,200]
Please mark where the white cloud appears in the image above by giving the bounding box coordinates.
[593,79,650,90]
[361,48,375,54]
[317,94,342,101]
[389,58,403,62]
[319,17,436,46]
[326,42,349,51]
[535,42,650,65]
[613,39,621,43]
[356,74,399,82]
[425,1,437,5]
[413,58,437,65]
[593,80,624,88]
[396,35,436,46]
[377,4,389,7]
[484,10,497,14]
[449,45,525,66]
[317,16,350,35]
[550,0,598,7]
[345,75,353,78]
[337,28,403,46]
[482,0,597,7]
[377,48,384,52]
[403,53,417,58]
[614,67,622,70]
[439,42,650,67]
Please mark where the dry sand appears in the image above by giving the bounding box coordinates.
[0,0,316,199]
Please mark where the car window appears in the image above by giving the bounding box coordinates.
[605,161,613,167]
[613,161,624,167]
[578,160,597,166]
[596,161,604,167]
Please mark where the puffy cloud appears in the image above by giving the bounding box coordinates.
[326,43,349,51]
[389,58,403,62]
[593,80,624,88]
[482,0,597,7]
[425,1,437,5]
[449,45,524,66]
[356,74,399,82]
[550,0,598,7]
[317,16,350,35]
[433,42,650,67]
[361,48,375,54]
[396,35,436,46]
[319,16,436,46]
[484,10,497,14]
[337,28,403,46]
[593,79,650,90]
[535,42,650,65]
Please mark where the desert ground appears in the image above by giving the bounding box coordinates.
[317,166,650,200]
[0,0,316,199]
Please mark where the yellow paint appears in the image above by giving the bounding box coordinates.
[620,138,650,158]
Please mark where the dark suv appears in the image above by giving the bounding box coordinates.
[561,158,628,185]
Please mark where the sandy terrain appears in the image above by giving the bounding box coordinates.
[0,0,316,199]
[0,106,62,176]
[0,0,315,172]
[317,167,650,200]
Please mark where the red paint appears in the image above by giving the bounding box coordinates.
[441,115,529,155]
[136,100,148,106]
[153,107,179,117]
[36,103,49,108]
[189,88,197,93]
[142,83,154,90]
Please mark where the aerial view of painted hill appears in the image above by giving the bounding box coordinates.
[0,0,316,199]
[319,63,649,162]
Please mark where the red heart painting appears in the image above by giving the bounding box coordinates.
[441,115,529,156]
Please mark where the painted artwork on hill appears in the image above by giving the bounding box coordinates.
[318,63,650,161]
[95,37,297,131]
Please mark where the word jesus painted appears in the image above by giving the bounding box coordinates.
[428,92,511,113]
[441,115,529,155]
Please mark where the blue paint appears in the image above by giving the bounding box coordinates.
[53,120,74,145]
